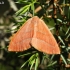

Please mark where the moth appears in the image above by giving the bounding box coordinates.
[8,16,60,54]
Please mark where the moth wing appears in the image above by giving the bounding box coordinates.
[31,17,60,54]
[8,18,34,51]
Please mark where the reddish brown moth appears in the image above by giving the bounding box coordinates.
[8,16,60,54]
